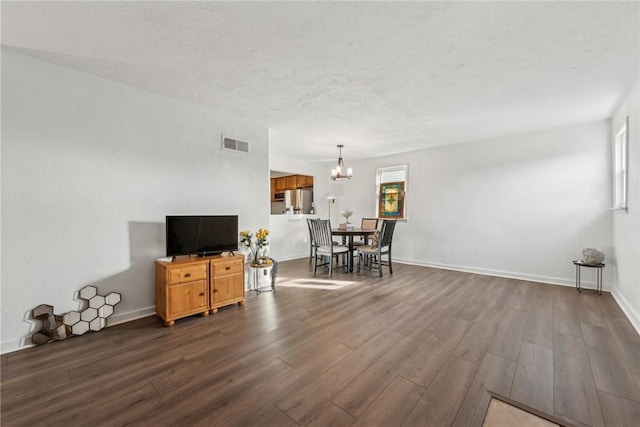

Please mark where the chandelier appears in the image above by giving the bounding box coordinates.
[330,144,353,181]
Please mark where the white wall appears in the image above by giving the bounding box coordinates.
[611,77,640,332]
[338,121,613,287]
[3,48,632,352]
[1,49,270,353]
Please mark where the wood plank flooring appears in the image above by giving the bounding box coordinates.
[2,259,640,426]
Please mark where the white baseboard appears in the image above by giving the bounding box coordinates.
[274,253,310,262]
[394,257,611,290]
[1,306,157,355]
[278,254,600,289]
[107,306,156,326]
[1,338,26,355]
[610,289,640,335]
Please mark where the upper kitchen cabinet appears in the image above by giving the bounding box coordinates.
[296,175,313,189]
[273,177,287,192]
[270,172,314,213]
[284,175,296,190]
[271,174,314,198]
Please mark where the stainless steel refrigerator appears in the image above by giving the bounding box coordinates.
[284,189,313,214]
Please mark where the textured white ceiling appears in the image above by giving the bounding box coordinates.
[2,1,638,161]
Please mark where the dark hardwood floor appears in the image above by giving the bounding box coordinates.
[2,259,640,426]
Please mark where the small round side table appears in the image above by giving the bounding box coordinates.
[248,259,278,294]
[572,260,604,295]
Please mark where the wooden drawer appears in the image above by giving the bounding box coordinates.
[211,258,243,276]
[168,264,207,284]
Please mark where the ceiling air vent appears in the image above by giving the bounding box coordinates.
[222,136,250,154]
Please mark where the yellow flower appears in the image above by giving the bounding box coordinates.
[252,228,269,248]
[256,228,269,240]
[240,228,269,251]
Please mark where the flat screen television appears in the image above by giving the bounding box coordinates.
[166,215,238,257]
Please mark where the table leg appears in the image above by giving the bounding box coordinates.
[576,264,581,292]
[348,235,354,272]
[597,266,602,295]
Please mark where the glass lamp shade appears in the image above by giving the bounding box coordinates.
[331,157,353,181]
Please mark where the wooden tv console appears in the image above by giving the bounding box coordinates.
[155,254,245,326]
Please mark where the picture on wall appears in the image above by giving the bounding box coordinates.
[379,182,405,218]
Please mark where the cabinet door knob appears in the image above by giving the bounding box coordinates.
[225,267,230,271]
[184,273,191,278]
[199,292,204,297]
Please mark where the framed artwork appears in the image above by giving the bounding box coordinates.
[379,182,405,218]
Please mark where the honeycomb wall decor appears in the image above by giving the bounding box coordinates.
[31,286,121,346]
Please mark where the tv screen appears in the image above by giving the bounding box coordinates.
[166,215,238,257]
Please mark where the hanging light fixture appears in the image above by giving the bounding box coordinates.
[330,144,353,181]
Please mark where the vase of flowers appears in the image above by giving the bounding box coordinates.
[240,228,271,266]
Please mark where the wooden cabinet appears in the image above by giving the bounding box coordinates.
[285,175,297,190]
[270,178,277,201]
[271,174,314,202]
[210,257,245,313]
[167,280,208,319]
[271,175,313,193]
[156,255,245,326]
[274,177,287,192]
[296,175,313,189]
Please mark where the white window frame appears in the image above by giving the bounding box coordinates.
[612,118,629,211]
[376,164,408,220]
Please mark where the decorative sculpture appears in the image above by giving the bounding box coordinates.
[30,286,121,346]
[581,248,605,266]
[341,210,353,224]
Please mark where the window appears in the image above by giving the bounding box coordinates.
[613,118,628,211]
[376,165,408,219]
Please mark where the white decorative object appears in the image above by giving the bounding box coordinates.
[341,210,353,224]
[581,248,605,265]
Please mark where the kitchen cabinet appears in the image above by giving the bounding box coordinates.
[285,175,297,190]
[272,175,313,191]
[274,177,287,192]
[270,178,276,201]
[270,174,314,208]
[296,175,313,189]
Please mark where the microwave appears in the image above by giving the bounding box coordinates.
[274,192,285,200]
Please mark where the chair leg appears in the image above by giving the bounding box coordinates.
[313,253,318,276]
[388,252,393,275]
[329,253,333,278]
[378,252,383,277]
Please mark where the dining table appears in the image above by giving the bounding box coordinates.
[331,227,376,272]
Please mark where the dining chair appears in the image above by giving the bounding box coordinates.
[307,218,341,263]
[309,218,349,278]
[353,218,379,247]
[306,218,315,264]
[356,219,397,277]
